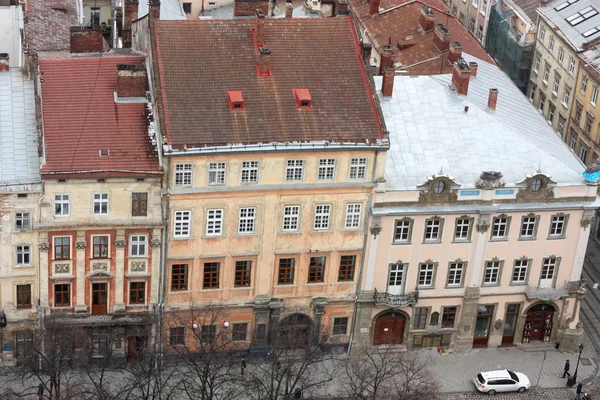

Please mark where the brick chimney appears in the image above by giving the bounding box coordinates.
[452,58,471,96]
[369,0,381,16]
[70,27,105,53]
[448,42,462,64]
[116,64,148,98]
[469,61,478,76]
[382,65,395,97]
[419,5,435,31]
[257,47,271,75]
[255,10,265,47]
[379,44,394,75]
[488,89,498,110]
[124,0,138,27]
[285,0,293,18]
[0,53,8,72]
[149,0,161,19]
[336,0,349,15]
[433,24,450,52]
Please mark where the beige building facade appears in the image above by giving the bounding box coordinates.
[448,0,493,45]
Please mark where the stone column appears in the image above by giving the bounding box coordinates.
[150,228,162,306]
[469,215,489,287]
[454,286,480,353]
[364,217,382,289]
[74,232,88,313]
[311,297,328,345]
[38,232,50,309]
[351,290,375,354]
[250,295,272,351]
[571,210,594,282]
[114,230,127,313]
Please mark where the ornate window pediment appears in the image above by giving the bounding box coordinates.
[418,173,460,204]
[516,171,556,201]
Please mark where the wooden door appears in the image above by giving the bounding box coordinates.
[473,306,493,347]
[528,311,551,341]
[501,304,519,345]
[91,283,108,315]
[373,314,405,345]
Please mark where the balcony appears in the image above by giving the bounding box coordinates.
[525,282,569,301]
[374,289,419,307]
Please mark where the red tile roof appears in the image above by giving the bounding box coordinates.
[153,18,384,148]
[24,0,79,52]
[39,55,162,176]
[349,0,495,75]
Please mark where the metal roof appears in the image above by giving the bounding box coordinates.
[538,0,600,50]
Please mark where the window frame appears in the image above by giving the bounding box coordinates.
[446,261,465,287]
[277,258,296,285]
[592,86,599,107]
[332,317,349,336]
[173,210,191,238]
[549,214,568,238]
[240,161,259,184]
[483,259,503,286]
[234,260,252,287]
[238,207,256,235]
[169,327,186,346]
[308,256,326,284]
[344,203,362,230]
[282,205,300,232]
[53,236,71,260]
[132,192,148,216]
[413,307,428,330]
[93,193,109,215]
[231,323,249,342]
[338,255,356,282]
[423,217,443,242]
[317,158,336,181]
[349,158,367,180]
[540,257,560,284]
[171,264,189,291]
[16,284,32,308]
[393,217,414,243]
[453,216,473,241]
[491,215,511,240]
[54,283,71,307]
[16,245,31,266]
[205,208,224,236]
[511,258,530,284]
[519,214,539,240]
[92,235,110,259]
[130,235,147,257]
[388,263,406,290]
[313,204,331,231]
[562,86,571,106]
[174,163,193,187]
[208,162,226,186]
[15,212,31,231]
[441,306,457,328]
[202,262,220,289]
[54,194,70,217]
[417,262,436,288]
[285,159,305,182]
[129,281,146,304]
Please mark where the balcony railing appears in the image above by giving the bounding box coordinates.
[525,282,569,301]
[374,289,419,307]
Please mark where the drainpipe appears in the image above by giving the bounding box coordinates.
[347,150,379,353]
[157,156,171,366]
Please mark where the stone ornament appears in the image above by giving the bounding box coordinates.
[476,171,504,189]
[39,242,50,252]
[115,240,127,248]
[418,172,460,204]
[476,219,490,233]
[54,263,70,273]
[151,238,161,248]
[516,171,556,202]
[131,261,146,272]
[581,218,592,229]
[92,262,108,271]
[75,241,87,250]
[370,224,382,238]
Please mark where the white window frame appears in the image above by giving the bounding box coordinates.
[174,164,193,187]
[558,46,564,63]
[520,216,536,238]
[447,262,463,286]
[317,159,336,181]
[552,74,560,95]
[130,235,147,257]
[93,193,109,215]
[476,24,483,41]
[454,218,471,240]
[541,258,557,280]
[533,53,540,73]
[580,146,588,163]
[241,161,259,184]
[484,261,500,284]
[16,245,31,266]
[208,162,226,186]
[388,263,405,288]
[591,87,599,106]
[344,203,362,230]
[542,63,550,84]
[313,204,331,230]
[15,212,31,230]
[54,194,70,217]
[512,259,529,283]
[539,26,546,42]
[491,216,508,239]
[581,75,588,93]
[206,209,224,236]
[548,35,555,51]
[424,219,441,241]
[418,263,435,287]
[569,57,575,74]
[563,86,571,106]
[282,205,300,231]
[285,160,304,182]
[238,207,256,234]
[174,211,191,238]
[349,158,367,180]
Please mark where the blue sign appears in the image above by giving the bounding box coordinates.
[460,190,480,196]
[3,343,12,351]
[495,189,515,195]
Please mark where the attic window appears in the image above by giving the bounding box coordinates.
[566,6,598,26]
[554,0,578,11]
[227,90,244,110]
[294,88,312,109]
[99,149,110,157]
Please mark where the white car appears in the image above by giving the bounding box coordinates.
[473,370,531,395]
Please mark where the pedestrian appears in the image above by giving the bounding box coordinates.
[575,383,583,400]
[241,356,247,376]
[563,360,571,378]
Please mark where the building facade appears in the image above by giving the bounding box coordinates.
[447,0,493,46]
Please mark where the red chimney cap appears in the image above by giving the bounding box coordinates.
[228,90,244,110]
[294,88,312,108]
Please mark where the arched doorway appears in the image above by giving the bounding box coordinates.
[522,303,556,343]
[373,311,406,345]
[279,314,313,347]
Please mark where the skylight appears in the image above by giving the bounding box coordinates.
[583,26,600,37]
[555,0,579,11]
[566,6,598,26]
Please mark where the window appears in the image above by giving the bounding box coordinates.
[182,2,191,13]
[16,284,31,308]
[447,262,463,286]
[93,236,109,258]
[469,17,475,32]
[16,245,30,265]
[174,211,191,237]
[424,218,442,241]
[520,215,537,238]
[433,180,445,194]
[569,57,575,74]
[285,160,304,182]
[54,237,70,260]
[130,235,147,257]
[394,218,412,242]
[174,164,192,186]
[441,307,457,328]
[454,217,471,240]
[529,85,536,101]
[541,258,557,280]
[570,132,577,149]
[580,145,588,163]
[171,264,188,291]
[558,114,566,134]
[539,93,546,112]
[484,260,501,284]
[566,6,598,26]
[542,63,550,84]
[563,86,571,106]
[550,214,567,237]
[131,192,148,216]
[477,25,483,41]
[388,263,405,287]
[333,317,349,335]
[15,212,30,230]
[308,256,326,283]
[349,158,367,179]
[549,36,555,51]
[282,205,300,231]
[54,284,70,307]
[338,255,356,282]
[54,194,70,216]
[93,193,109,215]
[592,87,599,106]
[533,53,541,73]
[235,260,252,287]
[169,327,185,346]
[413,308,428,329]
[241,161,259,184]
[581,75,588,93]
[201,325,217,344]
[345,203,362,229]
[232,323,248,341]
[203,262,220,289]
[548,103,555,123]
[238,207,256,234]
[558,46,565,63]
[418,263,435,287]
[317,159,336,181]
[552,73,560,94]
[278,258,295,284]
[208,162,226,186]
[129,282,145,304]
[575,102,583,123]
[491,216,509,239]
[531,178,543,192]
[512,259,529,283]
[206,209,223,236]
[586,114,594,134]
[91,327,108,357]
[313,204,331,230]
[539,26,545,41]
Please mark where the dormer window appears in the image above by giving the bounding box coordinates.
[531,178,542,192]
[433,180,445,194]
[99,149,110,157]
[227,90,244,110]
[294,88,312,109]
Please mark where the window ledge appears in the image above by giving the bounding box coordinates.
[444,285,464,289]
[279,231,302,235]
[509,282,527,286]
[306,282,327,286]
[52,306,73,310]
[421,240,441,244]
[13,265,33,268]
[129,256,149,259]
[311,230,333,234]
[231,286,254,290]
[235,233,258,238]
[274,284,297,288]
[172,236,192,241]
[392,241,412,246]
[168,290,191,294]
[336,280,355,284]
[127,304,148,308]
[343,228,362,232]
[202,235,225,240]
[547,235,566,240]
[200,288,223,292]
[489,238,508,242]
[561,102,568,108]
[518,237,537,241]
[481,283,500,287]
[416,286,435,290]
[451,239,471,244]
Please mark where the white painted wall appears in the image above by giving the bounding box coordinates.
[0,6,23,68]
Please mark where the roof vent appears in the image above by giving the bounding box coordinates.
[293,88,312,109]
[0,53,9,72]
[228,90,245,110]
[99,149,110,157]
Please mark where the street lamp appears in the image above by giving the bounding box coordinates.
[568,343,584,386]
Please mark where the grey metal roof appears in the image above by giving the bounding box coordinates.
[138,0,186,20]
[0,68,40,186]
[538,0,600,50]
[376,53,585,191]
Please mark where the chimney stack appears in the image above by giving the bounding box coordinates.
[285,0,293,18]
[258,47,271,75]
[448,42,462,64]
[488,89,498,110]
[379,44,394,75]
[70,27,105,53]
[124,0,138,27]
[116,64,148,98]
[433,24,450,52]
[382,65,395,97]
[149,0,161,19]
[336,0,349,15]
[0,53,8,72]
[369,0,381,16]
[362,42,372,64]
[255,10,265,47]
[469,61,478,76]
[419,5,435,31]
[115,6,123,37]
[452,59,471,96]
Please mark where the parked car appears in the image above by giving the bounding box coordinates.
[473,370,531,394]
